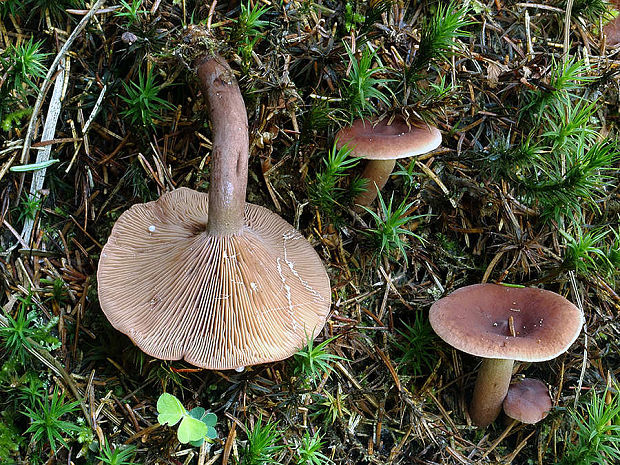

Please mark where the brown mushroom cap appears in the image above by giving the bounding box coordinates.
[503,378,552,424]
[604,15,620,47]
[335,117,442,160]
[429,284,583,362]
[97,187,331,370]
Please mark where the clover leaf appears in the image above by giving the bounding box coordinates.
[156,393,185,426]
[188,407,217,445]
[178,415,208,444]
[156,393,218,447]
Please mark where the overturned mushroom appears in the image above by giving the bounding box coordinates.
[335,117,441,208]
[97,55,331,370]
[429,283,582,427]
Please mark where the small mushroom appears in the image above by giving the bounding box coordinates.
[604,15,620,47]
[335,117,441,208]
[429,283,583,427]
[97,55,332,370]
[503,378,552,424]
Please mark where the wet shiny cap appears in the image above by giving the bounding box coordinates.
[335,117,441,160]
[503,378,552,424]
[429,284,583,362]
[97,187,332,370]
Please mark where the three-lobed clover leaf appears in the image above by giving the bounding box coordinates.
[156,393,218,446]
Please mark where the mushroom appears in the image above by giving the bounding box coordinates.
[334,117,441,208]
[503,378,552,424]
[97,55,332,370]
[604,3,620,48]
[429,283,583,427]
[604,15,620,47]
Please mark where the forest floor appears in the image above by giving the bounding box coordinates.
[0,1,619,464]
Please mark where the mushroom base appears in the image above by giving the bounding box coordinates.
[97,188,332,370]
[469,358,514,427]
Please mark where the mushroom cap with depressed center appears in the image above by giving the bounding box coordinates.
[335,117,442,160]
[97,187,332,370]
[429,284,583,362]
[503,378,552,424]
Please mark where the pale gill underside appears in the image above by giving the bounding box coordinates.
[97,188,332,369]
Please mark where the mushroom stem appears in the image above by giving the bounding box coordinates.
[354,158,396,208]
[196,55,248,235]
[469,358,514,427]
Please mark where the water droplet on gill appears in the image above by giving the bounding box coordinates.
[235,366,245,372]
[148,225,156,233]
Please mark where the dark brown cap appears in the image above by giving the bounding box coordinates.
[97,188,332,370]
[335,117,441,160]
[503,378,552,424]
[429,284,583,362]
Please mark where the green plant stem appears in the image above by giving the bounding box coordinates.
[355,158,395,208]
[196,54,249,236]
